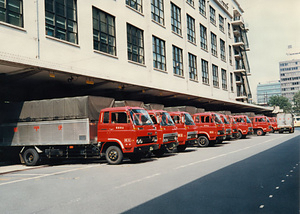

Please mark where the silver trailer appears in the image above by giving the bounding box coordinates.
[276,113,294,133]
[0,96,114,165]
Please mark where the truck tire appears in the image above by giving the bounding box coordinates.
[23,148,40,166]
[236,131,242,139]
[256,129,263,136]
[289,128,294,133]
[198,136,209,147]
[105,146,123,165]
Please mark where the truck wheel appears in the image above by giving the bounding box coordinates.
[289,128,294,133]
[256,129,263,136]
[270,128,274,133]
[177,145,187,152]
[198,136,209,147]
[236,131,242,139]
[23,148,40,166]
[105,146,123,165]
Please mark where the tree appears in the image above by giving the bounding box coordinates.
[293,91,300,115]
[268,95,292,113]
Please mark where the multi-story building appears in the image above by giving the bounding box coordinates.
[279,46,300,102]
[257,81,281,105]
[0,0,261,113]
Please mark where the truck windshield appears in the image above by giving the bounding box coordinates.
[160,112,175,126]
[214,114,223,124]
[223,116,230,124]
[130,109,153,126]
[184,113,195,125]
[246,116,252,123]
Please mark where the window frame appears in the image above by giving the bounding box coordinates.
[92,7,116,56]
[209,6,216,25]
[212,64,219,88]
[188,53,197,81]
[187,14,196,44]
[173,45,184,77]
[201,59,209,84]
[45,0,78,44]
[211,32,217,57]
[200,24,207,51]
[126,0,143,13]
[170,2,181,35]
[127,23,145,64]
[199,0,206,17]
[153,35,166,71]
[220,39,226,61]
[0,0,23,27]
[221,69,227,90]
[219,14,224,32]
[151,0,164,25]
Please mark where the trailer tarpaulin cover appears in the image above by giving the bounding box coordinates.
[114,100,144,108]
[0,96,115,122]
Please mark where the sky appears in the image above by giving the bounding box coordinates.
[237,0,300,102]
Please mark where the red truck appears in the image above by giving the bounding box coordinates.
[268,117,278,133]
[219,114,232,140]
[192,112,225,146]
[226,115,238,139]
[147,110,178,157]
[233,115,254,139]
[250,116,272,136]
[167,111,198,151]
[0,96,159,165]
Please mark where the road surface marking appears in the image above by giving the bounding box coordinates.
[115,173,161,189]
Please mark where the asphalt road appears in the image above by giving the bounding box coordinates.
[0,130,299,214]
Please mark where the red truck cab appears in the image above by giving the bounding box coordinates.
[268,117,278,132]
[250,116,272,136]
[226,115,238,139]
[233,115,253,139]
[147,110,178,156]
[97,107,159,164]
[219,114,232,140]
[193,112,223,147]
[168,111,198,151]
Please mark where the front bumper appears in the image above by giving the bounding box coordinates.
[133,144,159,153]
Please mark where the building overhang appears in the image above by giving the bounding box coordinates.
[0,60,273,115]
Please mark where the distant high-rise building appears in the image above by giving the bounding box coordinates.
[257,81,281,105]
[279,46,300,102]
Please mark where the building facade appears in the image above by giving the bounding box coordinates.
[257,81,281,105]
[0,0,254,110]
[279,46,300,102]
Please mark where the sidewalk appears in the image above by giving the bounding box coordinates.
[0,163,37,175]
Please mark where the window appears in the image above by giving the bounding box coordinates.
[212,64,219,87]
[103,112,109,123]
[188,53,197,80]
[229,45,232,65]
[151,0,164,25]
[199,0,206,16]
[126,0,142,13]
[187,0,194,7]
[170,3,181,35]
[0,0,23,27]
[219,15,224,32]
[230,72,234,92]
[111,112,129,123]
[209,6,216,25]
[211,32,217,57]
[153,36,166,71]
[127,23,144,64]
[201,59,209,84]
[220,39,226,61]
[173,45,183,76]
[93,7,116,55]
[45,0,78,44]
[221,69,227,90]
[228,23,231,38]
[187,14,195,43]
[200,24,207,50]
